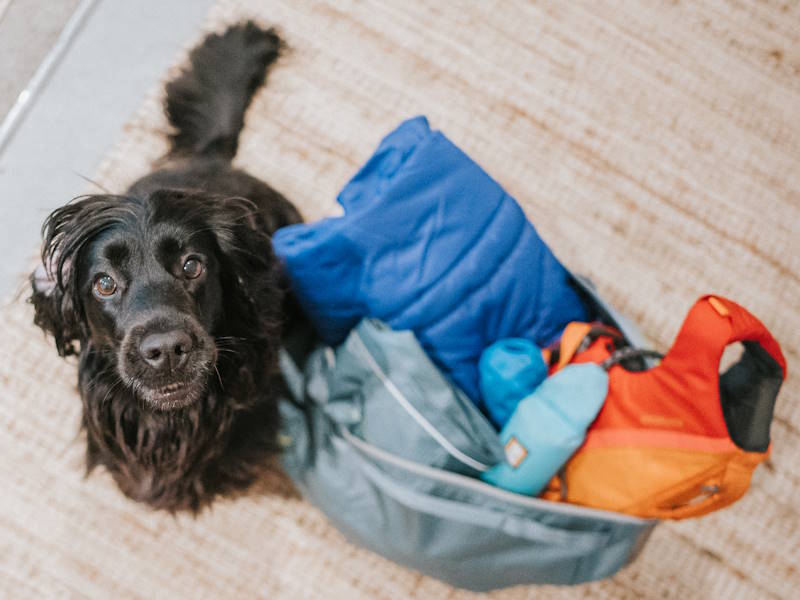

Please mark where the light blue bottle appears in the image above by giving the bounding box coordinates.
[479,338,548,428]
[481,363,609,496]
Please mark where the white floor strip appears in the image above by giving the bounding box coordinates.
[0,0,98,154]
[0,0,215,300]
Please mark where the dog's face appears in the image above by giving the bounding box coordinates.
[31,189,283,411]
[78,207,223,410]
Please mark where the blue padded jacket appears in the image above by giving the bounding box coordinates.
[272,116,590,407]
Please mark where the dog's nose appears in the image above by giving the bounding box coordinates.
[139,330,193,371]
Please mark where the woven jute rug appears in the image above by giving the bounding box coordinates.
[1,1,798,598]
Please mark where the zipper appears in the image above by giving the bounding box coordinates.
[342,427,653,526]
[349,331,493,473]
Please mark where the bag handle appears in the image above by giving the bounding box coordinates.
[697,295,786,376]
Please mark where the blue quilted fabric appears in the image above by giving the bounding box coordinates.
[272,116,590,407]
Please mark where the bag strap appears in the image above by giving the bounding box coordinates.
[601,348,665,370]
[551,322,593,371]
[550,322,632,372]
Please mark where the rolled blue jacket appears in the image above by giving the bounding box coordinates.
[272,116,590,407]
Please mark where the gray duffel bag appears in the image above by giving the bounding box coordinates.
[278,277,656,591]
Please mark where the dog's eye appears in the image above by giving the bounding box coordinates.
[182,257,204,279]
[93,274,117,298]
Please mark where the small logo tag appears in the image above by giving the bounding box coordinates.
[504,437,528,468]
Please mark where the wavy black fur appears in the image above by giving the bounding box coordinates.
[30,21,304,512]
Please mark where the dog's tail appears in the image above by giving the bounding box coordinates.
[164,21,284,161]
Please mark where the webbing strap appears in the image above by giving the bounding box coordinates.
[601,348,665,371]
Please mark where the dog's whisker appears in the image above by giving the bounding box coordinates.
[72,172,113,194]
[215,341,247,351]
[85,366,115,392]
[99,376,125,411]
[213,364,224,391]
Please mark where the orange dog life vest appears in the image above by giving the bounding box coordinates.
[546,296,786,519]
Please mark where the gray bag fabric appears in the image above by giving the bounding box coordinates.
[306,320,505,475]
[278,280,657,591]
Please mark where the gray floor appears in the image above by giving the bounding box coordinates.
[0,0,81,119]
[0,0,215,300]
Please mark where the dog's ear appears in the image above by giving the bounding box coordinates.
[207,196,266,254]
[29,195,126,356]
[207,197,284,338]
[30,257,83,356]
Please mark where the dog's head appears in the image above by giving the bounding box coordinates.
[31,189,283,411]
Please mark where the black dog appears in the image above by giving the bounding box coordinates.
[30,22,304,512]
